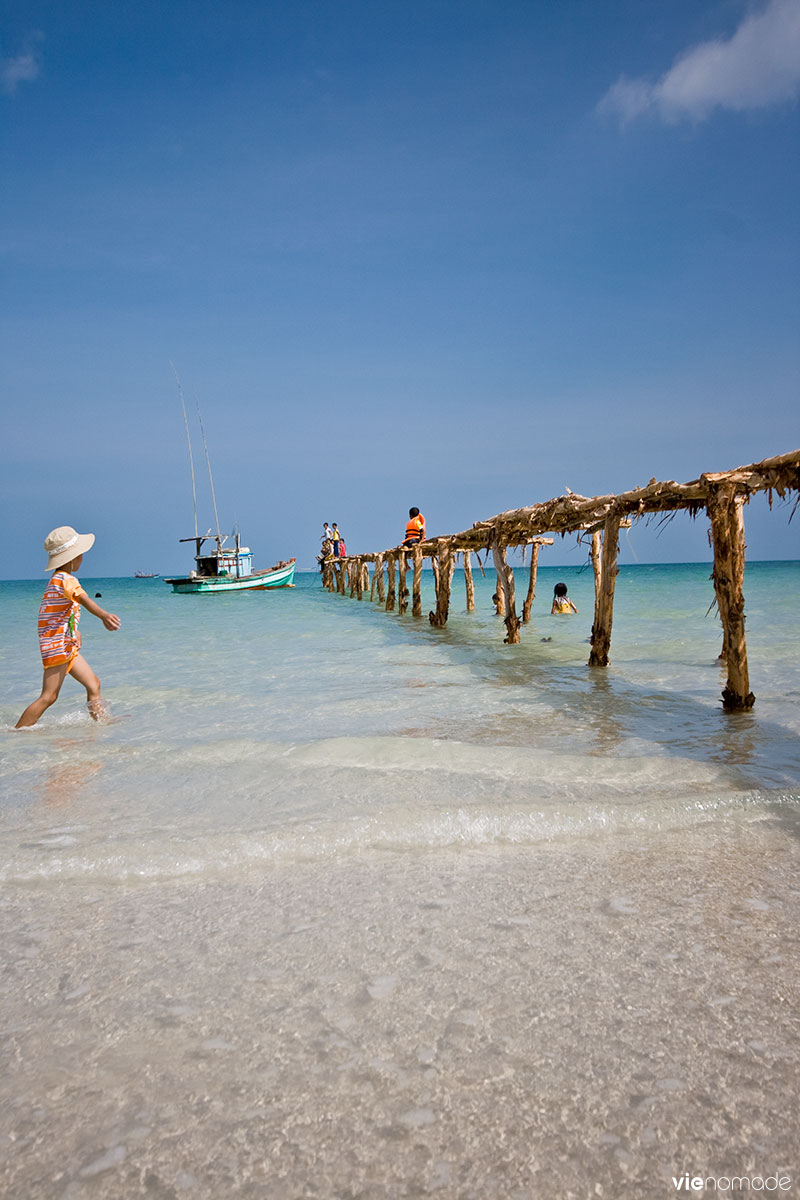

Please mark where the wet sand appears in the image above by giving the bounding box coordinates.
[2,815,799,1199]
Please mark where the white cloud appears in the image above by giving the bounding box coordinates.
[598,0,800,123]
[1,34,43,95]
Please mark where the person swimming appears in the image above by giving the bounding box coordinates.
[551,581,578,615]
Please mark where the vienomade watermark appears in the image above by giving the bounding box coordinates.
[672,1173,792,1193]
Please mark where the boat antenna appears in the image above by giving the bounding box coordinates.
[171,362,198,540]
[195,398,222,546]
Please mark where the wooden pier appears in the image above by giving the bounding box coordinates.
[321,450,800,711]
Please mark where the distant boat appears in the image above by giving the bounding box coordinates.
[165,367,296,595]
[134,571,160,578]
[164,533,296,594]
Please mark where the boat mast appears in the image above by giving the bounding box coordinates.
[171,363,199,541]
[195,401,222,553]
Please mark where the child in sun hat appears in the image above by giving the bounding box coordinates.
[15,526,121,728]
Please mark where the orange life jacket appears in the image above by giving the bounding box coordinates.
[405,514,425,542]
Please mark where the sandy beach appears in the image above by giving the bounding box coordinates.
[3,814,798,1199]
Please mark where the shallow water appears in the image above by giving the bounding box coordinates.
[1,562,799,1197]
[2,563,799,881]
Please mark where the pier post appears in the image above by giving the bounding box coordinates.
[361,560,370,599]
[429,540,454,627]
[386,554,397,612]
[336,562,346,595]
[355,558,363,600]
[588,514,620,667]
[412,546,423,616]
[375,554,386,604]
[369,560,376,602]
[591,530,602,605]
[492,541,521,644]
[708,485,754,711]
[398,552,409,614]
[494,568,506,616]
[349,561,358,598]
[522,542,540,623]
[463,550,475,612]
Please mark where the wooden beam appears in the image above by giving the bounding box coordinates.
[591,530,601,607]
[398,551,409,614]
[494,568,506,616]
[708,485,755,711]
[375,553,386,603]
[412,546,423,617]
[385,554,396,612]
[429,540,454,627]
[492,541,521,643]
[522,542,540,624]
[588,515,620,667]
[463,550,475,613]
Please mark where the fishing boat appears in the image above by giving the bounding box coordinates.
[134,571,160,578]
[164,533,295,594]
[165,367,296,595]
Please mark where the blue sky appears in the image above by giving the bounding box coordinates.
[2,0,798,577]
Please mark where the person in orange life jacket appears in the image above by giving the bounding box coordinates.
[402,507,426,549]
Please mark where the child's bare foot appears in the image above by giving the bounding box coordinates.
[87,699,109,722]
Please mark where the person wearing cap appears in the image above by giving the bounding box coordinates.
[15,526,121,728]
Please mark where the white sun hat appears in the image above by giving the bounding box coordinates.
[44,526,96,572]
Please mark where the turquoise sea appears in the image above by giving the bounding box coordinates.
[1,561,799,1198]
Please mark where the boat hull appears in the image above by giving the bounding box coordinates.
[165,561,296,594]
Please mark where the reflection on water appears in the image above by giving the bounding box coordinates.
[711,709,758,769]
[583,670,627,754]
[40,758,103,808]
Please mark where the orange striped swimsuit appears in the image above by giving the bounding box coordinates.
[38,571,84,669]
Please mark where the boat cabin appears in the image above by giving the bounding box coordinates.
[195,546,253,578]
[179,534,253,579]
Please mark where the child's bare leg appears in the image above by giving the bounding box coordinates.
[69,654,106,720]
[15,664,69,728]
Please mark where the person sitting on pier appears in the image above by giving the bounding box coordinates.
[402,507,426,548]
[551,582,578,615]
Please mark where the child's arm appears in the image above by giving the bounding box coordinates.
[76,591,121,630]
[570,600,578,613]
